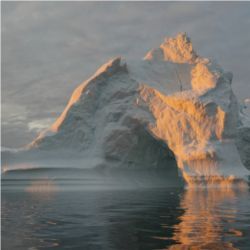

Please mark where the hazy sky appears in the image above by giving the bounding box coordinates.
[2,1,250,148]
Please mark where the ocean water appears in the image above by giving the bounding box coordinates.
[1,169,250,250]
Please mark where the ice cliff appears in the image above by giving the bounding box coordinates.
[3,33,250,183]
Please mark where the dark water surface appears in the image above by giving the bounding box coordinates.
[2,171,250,250]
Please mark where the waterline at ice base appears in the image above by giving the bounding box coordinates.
[2,33,250,188]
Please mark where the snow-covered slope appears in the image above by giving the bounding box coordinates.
[3,33,250,183]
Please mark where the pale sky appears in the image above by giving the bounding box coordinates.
[2,1,250,148]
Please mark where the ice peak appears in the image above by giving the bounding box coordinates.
[93,57,127,77]
[38,57,127,135]
[144,32,198,64]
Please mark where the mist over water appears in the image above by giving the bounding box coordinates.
[2,168,250,250]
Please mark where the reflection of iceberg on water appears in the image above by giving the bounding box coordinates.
[169,186,250,249]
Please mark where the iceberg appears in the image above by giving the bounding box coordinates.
[3,33,249,185]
